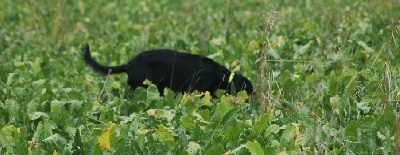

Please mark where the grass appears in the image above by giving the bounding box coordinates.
[1,0,400,154]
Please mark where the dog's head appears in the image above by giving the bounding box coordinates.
[229,73,254,95]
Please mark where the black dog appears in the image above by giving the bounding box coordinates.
[81,44,253,98]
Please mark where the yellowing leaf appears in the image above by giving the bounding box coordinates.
[182,93,191,104]
[15,62,25,67]
[156,125,175,149]
[112,81,121,89]
[134,23,143,30]
[201,91,212,107]
[84,74,92,82]
[98,129,111,151]
[98,124,116,152]
[53,150,58,155]
[143,79,152,85]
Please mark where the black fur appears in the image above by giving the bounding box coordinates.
[81,44,253,98]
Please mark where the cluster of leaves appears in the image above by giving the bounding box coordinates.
[1,0,399,154]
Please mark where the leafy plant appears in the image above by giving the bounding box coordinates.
[1,0,399,154]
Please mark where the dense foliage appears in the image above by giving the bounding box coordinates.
[1,0,399,154]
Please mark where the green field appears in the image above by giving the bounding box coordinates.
[1,0,400,154]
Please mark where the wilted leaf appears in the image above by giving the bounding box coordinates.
[147,109,159,117]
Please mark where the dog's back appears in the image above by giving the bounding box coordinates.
[125,49,229,95]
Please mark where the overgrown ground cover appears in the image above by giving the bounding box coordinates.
[1,0,400,154]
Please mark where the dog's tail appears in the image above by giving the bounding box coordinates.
[81,44,127,75]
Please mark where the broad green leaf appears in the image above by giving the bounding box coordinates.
[182,94,199,113]
[279,124,295,149]
[217,95,234,117]
[147,84,160,101]
[253,113,270,131]
[360,116,376,129]
[383,105,395,126]
[343,70,358,96]
[294,40,313,59]
[234,91,248,104]
[344,121,360,142]
[221,107,239,125]
[225,124,241,147]
[200,109,211,122]
[33,120,56,142]
[50,100,66,117]
[69,100,83,111]
[246,140,264,155]
[204,143,224,155]
[4,99,19,120]
[136,129,150,150]
[0,125,17,153]
[182,116,195,131]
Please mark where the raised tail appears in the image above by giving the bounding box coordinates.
[80,44,127,75]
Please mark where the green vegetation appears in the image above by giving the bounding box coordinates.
[1,0,399,154]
